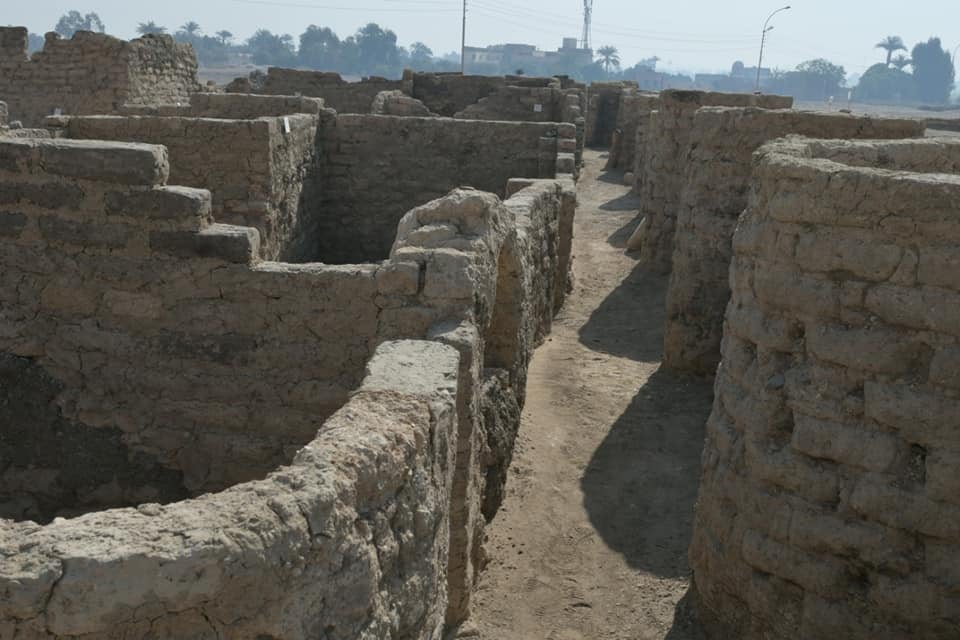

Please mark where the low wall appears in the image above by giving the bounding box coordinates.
[317,114,574,263]
[50,112,322,261]
[0,135,577,635]
[0,27,199,127]
[586,82,634,147]
[411,73,506,117]
[254,67,407,114]
[634,90,793,274]
[663,108,925,375]
[689,137,960,639]
[0,339,461,640]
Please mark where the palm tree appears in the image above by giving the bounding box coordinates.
[136,21,167,35]
[216,30,234,45]
[180,21,202,37]
[597,45,621,75]
[875,36,907,66]
[891,54,912,71]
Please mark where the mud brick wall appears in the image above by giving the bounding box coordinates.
[0,142,575,635]
[52,113,323,261]
[317,114,572,263]
[585,82,622,147]
[251,67,407,113]
[411,73,507,116]
[0,340,461,640]
[0,27,198,127]
[635,90,793,274]
[607,90,658,171]
[689,137,960,639]
[663,108,925,375]
[0,137,390,513]
[454,84,565,122]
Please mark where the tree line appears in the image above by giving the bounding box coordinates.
[29,12,960,104]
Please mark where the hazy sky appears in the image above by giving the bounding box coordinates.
[6,1,959,76]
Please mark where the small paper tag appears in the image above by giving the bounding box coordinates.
[283,117,291,134]
[533,104,543,113]
[53,107,63,116]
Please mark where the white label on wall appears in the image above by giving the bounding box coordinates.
[534,104,543,113]
[283,117,291,134]
[53,108,62,116]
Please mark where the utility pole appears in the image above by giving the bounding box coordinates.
[581,0,593,50]
[755,5,790,93]
[461,0,467,74]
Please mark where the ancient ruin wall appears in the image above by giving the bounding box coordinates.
[50,112,323,262]
[0,27,198,127]
[411,73,507,117]
[317,114,574,263]
[0,339,461,640]
[634,90,793,274]
[0,134,576,633]
[606,90,658,171]
[663,108,925,375]
[251,67,407,114]
[689,137,960,639]
[585,82,635,147]
[0,137,388,512]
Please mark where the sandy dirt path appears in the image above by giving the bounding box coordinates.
[466,150,714,640]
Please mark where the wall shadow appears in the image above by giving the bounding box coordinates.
[665,587,708,640]
[578,263,666,363]
[580,367,713,578]
[607,215,642,250]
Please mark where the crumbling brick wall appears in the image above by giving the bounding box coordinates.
[0,137,387,511]
[0,339,461,640]
[50,112,323,262]
[606,90,658,171]
[239,67,407,114]
[0,134,576,636]
[411,73,506,116]
[663,108,925,375]
[0,27,199,127]
[689,137,960,639]
[634,90,793,274]
[316,115,574,263]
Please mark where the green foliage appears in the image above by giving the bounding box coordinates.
[298,25,341,70]
[911,38,955,103]
[597,45,621,75]
[136,22,167,36]
[767,58,847,100]
[54,11,105,38]
[247,29,296,67]
[875,35,907,65]
[854,63,917,102]
[27,33,44,54]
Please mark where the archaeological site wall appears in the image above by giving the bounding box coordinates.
[49,107,323,262]
[0,27,199,127]
[316,115,576,263]
[245,67,408,114]
[633,90,793,274]
[663,108,925,375]
[606,89,658,172]
[689,137,960,639]
[0,131,576,636]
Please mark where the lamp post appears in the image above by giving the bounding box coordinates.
[756,5,791,93]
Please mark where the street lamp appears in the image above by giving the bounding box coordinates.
[756,5,791,93]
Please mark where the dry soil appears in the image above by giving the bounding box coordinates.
[466,150,715,639]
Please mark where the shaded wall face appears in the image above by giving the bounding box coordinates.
[689,138,960,639]
[663,109,926,375]
[316,115,566,263]
[0,28,197,127]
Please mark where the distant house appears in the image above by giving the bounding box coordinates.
[464,38,593,75]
